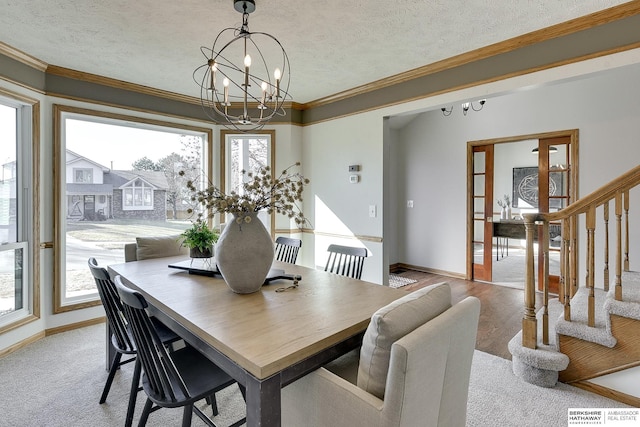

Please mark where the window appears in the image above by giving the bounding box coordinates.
[0,91,38,331]
[73,168,93,183]
[54,105,212,312]
[122,179,154,210]
[221,130,275,234]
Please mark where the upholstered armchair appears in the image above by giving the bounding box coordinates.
[282,282,481,427]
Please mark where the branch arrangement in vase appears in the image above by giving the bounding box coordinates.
[181,162,311,228]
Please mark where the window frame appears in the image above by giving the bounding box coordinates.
[53,105,213,313]
[0,88,40,334]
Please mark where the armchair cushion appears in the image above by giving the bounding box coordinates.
[357,282,452,399]
[135,235,188,261]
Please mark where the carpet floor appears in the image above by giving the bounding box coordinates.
[0,324,630,427]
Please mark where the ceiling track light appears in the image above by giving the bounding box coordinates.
[193,0,291,131]
[441,99,486,117]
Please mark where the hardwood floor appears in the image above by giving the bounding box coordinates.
[394,270,545,360]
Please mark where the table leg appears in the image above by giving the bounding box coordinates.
[245,374,281,427]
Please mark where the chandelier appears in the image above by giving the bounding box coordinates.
[193,0,291,131]
[441,99,486,116]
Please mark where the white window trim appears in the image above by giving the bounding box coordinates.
[0,93,36,330]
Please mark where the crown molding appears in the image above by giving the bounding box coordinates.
[0,41,48,72]
[302,1,640,110]
[46,64,199,105]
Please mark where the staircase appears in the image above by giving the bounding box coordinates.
[508,165,640,407]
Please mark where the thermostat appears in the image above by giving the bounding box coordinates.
[349,174,360,184]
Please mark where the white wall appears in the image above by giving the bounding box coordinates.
[300,112,385,283]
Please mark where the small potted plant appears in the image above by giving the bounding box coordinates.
[180,220,219,258]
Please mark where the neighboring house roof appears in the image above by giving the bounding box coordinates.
[104,170,169,190]
[66,149,110,172]
[66,183,113,195]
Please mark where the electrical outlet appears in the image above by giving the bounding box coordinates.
[369,205,377,218]
[407,200,414,208]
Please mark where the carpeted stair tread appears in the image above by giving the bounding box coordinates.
[555,287,617,348]
[508,331,569,371]
[605,271,640,321]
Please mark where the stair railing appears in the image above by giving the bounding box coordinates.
[520,164,640,349]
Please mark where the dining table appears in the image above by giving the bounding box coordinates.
[107,255,402,427]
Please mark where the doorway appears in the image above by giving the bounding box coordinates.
[467,130,578,292]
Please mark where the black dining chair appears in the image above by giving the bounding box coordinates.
[274,236,302,264]
[88,258,180,427]
[113,275,246,427]
[324,244,368,280]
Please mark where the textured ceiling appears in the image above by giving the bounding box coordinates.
[0,0,631,103]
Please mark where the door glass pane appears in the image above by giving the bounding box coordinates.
[474,175,485,197]
[473,241,484,264]
[474,151,485,173]
[473,197,485,219]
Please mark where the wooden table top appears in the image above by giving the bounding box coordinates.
[108,256,402,379]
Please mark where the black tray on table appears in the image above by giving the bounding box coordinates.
[168,259,301,284]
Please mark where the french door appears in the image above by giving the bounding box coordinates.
[467,131,577,290]
[469,144,494,282]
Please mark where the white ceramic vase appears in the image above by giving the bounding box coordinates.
[215,212,274,294]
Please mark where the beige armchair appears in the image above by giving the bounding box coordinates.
[282,282,481,427]
[124,235,188,262]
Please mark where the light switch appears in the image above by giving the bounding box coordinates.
[369,205,377,218]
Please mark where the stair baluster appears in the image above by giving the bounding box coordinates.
[604,201,610,292]
[615,191,623,301]
[586,205,596,327]
[562,217,571,321]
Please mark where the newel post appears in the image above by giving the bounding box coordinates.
[522,213,538,349]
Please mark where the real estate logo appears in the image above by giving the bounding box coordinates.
[568,408,639,426]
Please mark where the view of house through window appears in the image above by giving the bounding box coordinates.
[0,100,30,326]
[60,114,207,307]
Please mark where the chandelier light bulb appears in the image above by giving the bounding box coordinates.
[223,77,230,105]
[274,68,281,80]
[260,81,268,108]
[244,54,252,68]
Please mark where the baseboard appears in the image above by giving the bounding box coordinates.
[0,317,106,359]
[571,380,640,407]
[45,317,106,336]
[390,263,465,279]
[0,330,45,358]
